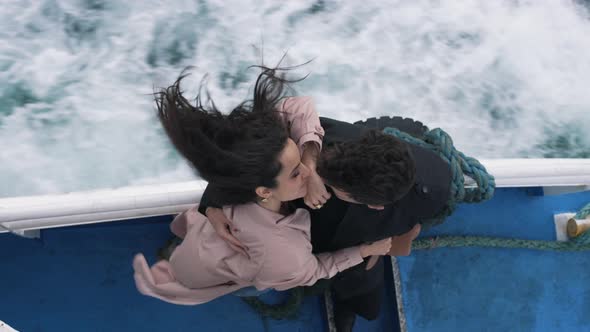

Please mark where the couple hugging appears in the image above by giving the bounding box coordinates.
[133,66,451,331]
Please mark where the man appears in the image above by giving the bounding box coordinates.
[200,116,452,331]
[304,116,451,331]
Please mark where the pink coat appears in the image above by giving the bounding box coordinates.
[133,96,364,305]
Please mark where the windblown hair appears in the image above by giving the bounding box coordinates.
[317,130,416,205]
[155,67,294,205]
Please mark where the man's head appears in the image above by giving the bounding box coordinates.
[317,130,416,209]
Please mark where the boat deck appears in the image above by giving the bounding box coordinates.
[2,187,589,331]
[397,188,590,332]
[0,216,398,331]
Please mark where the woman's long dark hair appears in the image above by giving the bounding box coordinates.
[155,66,299,205]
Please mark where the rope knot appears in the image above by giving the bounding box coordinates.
[383,126,496,227]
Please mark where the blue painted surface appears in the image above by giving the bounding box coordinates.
[397,188,590,332]
[0,215,398,331]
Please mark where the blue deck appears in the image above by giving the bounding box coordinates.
[397,188,590,332]
[0,215,398,331]
[3,188,588,331]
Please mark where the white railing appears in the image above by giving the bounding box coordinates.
[1,159,589,234]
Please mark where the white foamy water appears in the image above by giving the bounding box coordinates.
[1,0,589,197]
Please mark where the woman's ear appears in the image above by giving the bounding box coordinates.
[255,186,272,200]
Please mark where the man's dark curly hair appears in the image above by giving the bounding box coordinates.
[317,130,416,205]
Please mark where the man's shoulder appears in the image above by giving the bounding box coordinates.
[394,145,452,218]
[319,117,365,144]
[408,144,452,189]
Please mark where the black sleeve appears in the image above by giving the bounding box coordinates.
[372,202,418,237]
[330,200,419,249]
[197,184,223,216]
[353,116,428,139]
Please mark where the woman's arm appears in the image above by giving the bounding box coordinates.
[277,96,325,154]
[256,237,392,290]
[278,96,330,209]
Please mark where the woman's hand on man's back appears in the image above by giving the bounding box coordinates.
[205,207,248,256]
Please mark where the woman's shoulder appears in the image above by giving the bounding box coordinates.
[229,203,284,224]
[264,208,313,252]
[278,96,313,111]
[226,203,286,247]
[231,205,311,248]
[276,208,311,228]
[227,204,312,234]
[256,209,315,276]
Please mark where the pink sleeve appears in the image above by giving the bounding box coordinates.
[255,243,364,291]
[277,96,325,154]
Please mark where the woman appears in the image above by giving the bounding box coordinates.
[133,67,391,305]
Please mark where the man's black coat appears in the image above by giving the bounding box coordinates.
[302,117,451,299]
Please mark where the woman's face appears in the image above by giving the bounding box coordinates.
[268,138,311,202]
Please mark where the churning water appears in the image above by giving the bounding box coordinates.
[1,0,589,197]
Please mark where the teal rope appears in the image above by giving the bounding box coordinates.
[413,233,590,251]
[383,127,496,225]
[414,202,590,251]
[575,201,590,219]
[242,287,303,319]
[241,287,304,320]
[240,280,332,320]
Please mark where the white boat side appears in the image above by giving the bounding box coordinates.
[1,159,589,234]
